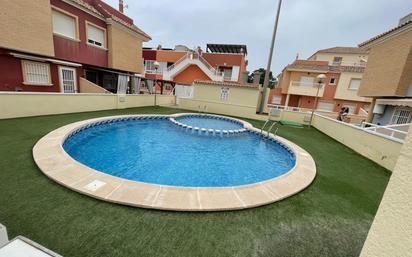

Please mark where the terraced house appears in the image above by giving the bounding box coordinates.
[268,47,371,115]
[358,14,412,126]
[0,0,150,94]
[141,44,248,95]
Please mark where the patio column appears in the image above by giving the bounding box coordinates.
[285,94,290,107]
[366,97,376,123]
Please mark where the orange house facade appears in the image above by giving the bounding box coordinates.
[142,44,248,90]
[268,47,372,115]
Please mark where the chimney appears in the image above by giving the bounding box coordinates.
[253,73,262,85]
[119,0,124,13]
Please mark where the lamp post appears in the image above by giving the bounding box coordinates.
[258,0,282,114]
[153,61,160,106]
[309,73,326,128]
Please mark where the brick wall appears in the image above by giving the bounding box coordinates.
[358,29,412,97]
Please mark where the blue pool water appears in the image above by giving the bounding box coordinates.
[175,116,244,130]
[63,118,295,187]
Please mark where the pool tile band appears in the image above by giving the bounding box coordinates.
[33,113,316,211]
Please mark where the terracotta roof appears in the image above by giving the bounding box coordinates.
[359,20,412,47]
[69,0,151,40]
[316,47,367,54]
[285,60,364,73]
[286,60,329,72]
[194,80,259,88]
[70,0,103,16]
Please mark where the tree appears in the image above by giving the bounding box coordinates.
[247,68,277,88]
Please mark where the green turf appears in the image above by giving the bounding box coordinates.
[0,106,390,257]
[279,120,304,128]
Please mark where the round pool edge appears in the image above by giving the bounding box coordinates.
[32,113,316,212]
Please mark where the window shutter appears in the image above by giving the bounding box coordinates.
[349,79,361,90]
[52,10,76,39]
[87,24,105,47]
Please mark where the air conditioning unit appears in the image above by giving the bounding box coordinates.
[0,223,8,248]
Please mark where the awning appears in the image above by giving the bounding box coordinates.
[206,44,247,54]
[10,52,82,67]
[376,98,412,107]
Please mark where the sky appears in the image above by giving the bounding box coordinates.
[105,0,411,74]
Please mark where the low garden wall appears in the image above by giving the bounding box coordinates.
[0,92,176,119]
[312,114,402,171]
[0,93,403,171]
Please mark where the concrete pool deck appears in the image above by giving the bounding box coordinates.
[32,113,316,211]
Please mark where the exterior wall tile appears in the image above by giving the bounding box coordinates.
[359,29,412,97]
[0,0,55,56]
[108,23,144,73]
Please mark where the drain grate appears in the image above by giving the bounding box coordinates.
[83,180,106,192]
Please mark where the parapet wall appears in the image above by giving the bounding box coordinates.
[0,92,176,119]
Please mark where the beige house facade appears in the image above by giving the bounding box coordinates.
[268,47,372,116]
[358,15,412,125]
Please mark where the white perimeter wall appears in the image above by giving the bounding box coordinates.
[0,92,176,119]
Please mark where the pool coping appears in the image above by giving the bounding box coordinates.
[32,113,316,211]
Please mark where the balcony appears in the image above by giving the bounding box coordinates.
[330,61,367,67]
[287,81,325,97]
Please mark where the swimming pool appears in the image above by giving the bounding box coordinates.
[33,113,316,211]
[63,116,295,187]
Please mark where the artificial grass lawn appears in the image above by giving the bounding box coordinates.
[0,106,390,257]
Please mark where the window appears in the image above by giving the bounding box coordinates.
[22,61,51,85]
[342,103,356,114]
[87,23,105,48]
[332,57,342,65]
[348,79,361,90]
[219,67,233,81]
[85,70,98,84]
[144,60,156,73]
[329,77,336,85]
[220,87,229,101]
[144,60,163,74]
[52,9,77,39]
[391,107,412,124]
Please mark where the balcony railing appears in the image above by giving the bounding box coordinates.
[288,81,325,97]
[330,61,367,67]
[359,122,410,141]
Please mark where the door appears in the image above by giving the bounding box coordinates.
[317,101,335,112]
[59,66,77,93]
[271,96,282,105]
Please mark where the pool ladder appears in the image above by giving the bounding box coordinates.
[261,120,278,137]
